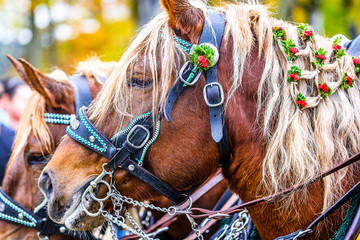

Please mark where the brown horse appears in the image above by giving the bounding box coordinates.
[39,0,360,239]
[0,56,114,239]
[2,56,227,240]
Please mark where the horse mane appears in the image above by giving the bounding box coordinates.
[89,1,360,211]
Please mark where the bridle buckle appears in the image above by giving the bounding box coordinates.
[203,82,225,107]
[126,125,150,149]
[179,61,202,86]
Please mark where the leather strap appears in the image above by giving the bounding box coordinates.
[0,187,96,239]
[69,74,93,113]
[185,194,239,240]
[164,10,230,165]
[121,171,224,240]
[67,107,192,205]
[274,179,360,240]
[189,150,360,219]
[343,199,360,240]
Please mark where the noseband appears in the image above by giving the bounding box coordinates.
[0,75,99,240]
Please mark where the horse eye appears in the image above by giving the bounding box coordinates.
[130,77,153,88]
[26,153,50,166]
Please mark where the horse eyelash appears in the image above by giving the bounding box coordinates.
[129,77,153,88]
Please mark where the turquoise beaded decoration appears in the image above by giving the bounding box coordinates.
[111,112,161,165]
[44,113,72,125]
[66,109,107,152]
[160,28,192,53]
[0,190,37,227]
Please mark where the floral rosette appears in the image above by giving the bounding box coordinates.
[353,57,360,75]
[189,44,217,72]
[341,72,355,90]
[272,26,285,43]
[296,92,308,110]
[287,65,302,82]
[332,37,346,59]
[281,39,299,62]
[297,24,314,43]
[318,83,332,98]
[312,48,327,68]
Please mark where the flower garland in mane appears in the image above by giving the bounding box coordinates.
[273,24,359,112]
[264,18,360,211]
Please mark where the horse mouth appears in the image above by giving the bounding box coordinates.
[47,178,106,231]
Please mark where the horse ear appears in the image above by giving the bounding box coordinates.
[17,58,74,113]
[160,0,205,41]
[6,54,36,90]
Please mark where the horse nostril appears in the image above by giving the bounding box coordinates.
[39,170,54,199]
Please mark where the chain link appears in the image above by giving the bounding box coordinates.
[82,168,205,240]
[224,210,249,240]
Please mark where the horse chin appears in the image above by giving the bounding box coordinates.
[48,190,105,231]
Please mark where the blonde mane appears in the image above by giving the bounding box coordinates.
[89,1,360,211]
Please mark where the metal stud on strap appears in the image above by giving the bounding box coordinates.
[203,82,225,107]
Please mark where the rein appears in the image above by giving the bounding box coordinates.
[0,75,98,240]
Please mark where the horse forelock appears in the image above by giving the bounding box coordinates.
[88,1,360,212]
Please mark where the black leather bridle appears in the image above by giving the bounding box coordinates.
[66,10,229,206]
[0,75,98,239]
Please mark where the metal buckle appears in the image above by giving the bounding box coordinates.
[203,82,225,107]
[179,61,201,86]
[127,125,150,149]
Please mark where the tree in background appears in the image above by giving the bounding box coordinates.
[0,0,359,78]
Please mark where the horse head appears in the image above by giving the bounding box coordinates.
[0,55,113,239]
[40,0,360,239]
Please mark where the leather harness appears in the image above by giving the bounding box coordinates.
[0,75,98,239]
[66,10,229,206]
[65,10,360,240]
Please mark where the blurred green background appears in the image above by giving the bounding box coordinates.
[0,0,359,77]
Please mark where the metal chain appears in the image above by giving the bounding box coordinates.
[108,219,118,240]
[82,168,202,240]
[108,184,172,213]
[224,210,250,240]
[186,213,204,240]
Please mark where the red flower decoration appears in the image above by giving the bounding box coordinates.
[272,26,284,31]
[353,58,360,65]
[289,73,299,81]
[198,55,209,68]
[332,45,342,50]
[316,55,327,61]
[296,100,307,108]
[319,84,329,93]
[304,30,313,37]
[347,75,353,86]
[290,47,299,54]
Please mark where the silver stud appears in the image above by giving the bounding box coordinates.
[18,213,24,219]
[70,115,80,130]
[89,135,95,142]
[128,164,135,171]
[0,202,5,212]
[60,226,66,233]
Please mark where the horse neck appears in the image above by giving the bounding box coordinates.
[220,41,358,239]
